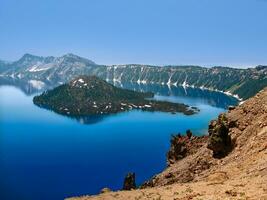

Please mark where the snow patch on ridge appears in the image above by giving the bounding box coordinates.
[78,79,84,83]
[28,80,45,90]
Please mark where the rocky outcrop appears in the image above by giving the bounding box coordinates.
[167,130,208,166]
[122,173,136,190]
[167,134,187,165]
[207,114,232,158]
[141,132,210,188]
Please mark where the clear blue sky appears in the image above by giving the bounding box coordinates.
[0,0,267,67]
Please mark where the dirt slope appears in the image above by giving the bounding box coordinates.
[66,88,267,200]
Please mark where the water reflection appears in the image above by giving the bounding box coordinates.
[68,114,109,125]
[114,82,239,109]
[0,77,58,95]
[0,77,238,115]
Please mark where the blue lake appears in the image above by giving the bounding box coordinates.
[0,83,238,200]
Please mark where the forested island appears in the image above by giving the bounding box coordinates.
[33,76,198,116]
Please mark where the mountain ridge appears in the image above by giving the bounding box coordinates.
[1,53,267,100]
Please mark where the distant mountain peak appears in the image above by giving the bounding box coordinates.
[18,53,43,63]
[61,53,96,65]
[63,53,80,58]
[22,53,40,59]
[23,53,35,57]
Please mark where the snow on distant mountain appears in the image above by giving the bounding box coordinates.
[0,53,267,100]
[0,53,97,81]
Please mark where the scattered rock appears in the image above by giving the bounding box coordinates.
[228,119,237,128]
[225,189,237,196]
[123,173,136,190]
[100,188,111,194]
[228,106,236,111]
[140,175,159,188]
[165,172,174,179]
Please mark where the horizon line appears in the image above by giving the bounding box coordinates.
[0,52,265,69]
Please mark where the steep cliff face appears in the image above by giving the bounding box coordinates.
[95,65,267,100]
[67,87,267,200]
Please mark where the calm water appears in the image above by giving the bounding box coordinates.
[0,83,238,200]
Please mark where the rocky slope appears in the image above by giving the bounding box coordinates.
[33,76,197,116]
[1,53,267,100]
[67,87,267,200]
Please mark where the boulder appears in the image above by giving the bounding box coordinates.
[123,173,136,190]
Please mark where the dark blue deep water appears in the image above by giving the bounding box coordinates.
[0,83,238,200]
